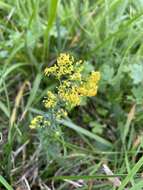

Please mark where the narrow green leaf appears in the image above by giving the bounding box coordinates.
[0,63,28,87]
[0,1,12,10]
[22,73,42,117]
[0,175,14,190]
[129,181,143,190]
[50,174,127,181]
[0,101,10,118]
[43,0,58,60]
[60,119,112,147]
[118,156,143,190]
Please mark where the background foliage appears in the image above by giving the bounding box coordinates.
[0,0,143,189]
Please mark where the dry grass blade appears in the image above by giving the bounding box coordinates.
[102,164,121,187]
[123,104,136,142]
[133,135,142,149]
[16,177,31,190]
[12,140,29,158]
[10,81,30,127]
[64,179,85,188]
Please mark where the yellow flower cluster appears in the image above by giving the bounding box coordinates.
[29,115,43,129]
[56,109,68,119]
[44,53,101,108]
[58,85,80,106]
[44,53,75,78]
[30,53,100,129]
[43,91,57,108]
[69,71,81,81]
[29,115,51,129]
[78,71,100,96]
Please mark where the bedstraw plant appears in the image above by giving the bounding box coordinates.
[29,53,100,159]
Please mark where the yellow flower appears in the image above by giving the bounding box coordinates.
[43,91,57,109]
[44,120,51,126]
[29,115,43,129]
[89,71,101,84]
[70,71,81,81]
[44,65,57,76]
[77,86,88,96]
[44,53,81,79]
[56,109,68,119]
[57,53,74,66]
[59,85,80,106]
[56,64,74,78]
[78,71,101,97]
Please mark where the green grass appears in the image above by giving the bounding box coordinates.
[1,0,143,189]
[0,175,13,190]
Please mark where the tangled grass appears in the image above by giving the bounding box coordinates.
[1,0,143,189]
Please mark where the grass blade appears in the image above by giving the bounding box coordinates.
[50,174,127,181]
[118,156,143,190]
[123,104,136,143]
[129,181,143,190]
[21,73,42,119]
[0,175,14,190]
[0,1,12,10]
[43,0,58,60]
[60,119,112,147]
[0,63,28,87]
[0,101,10,118]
